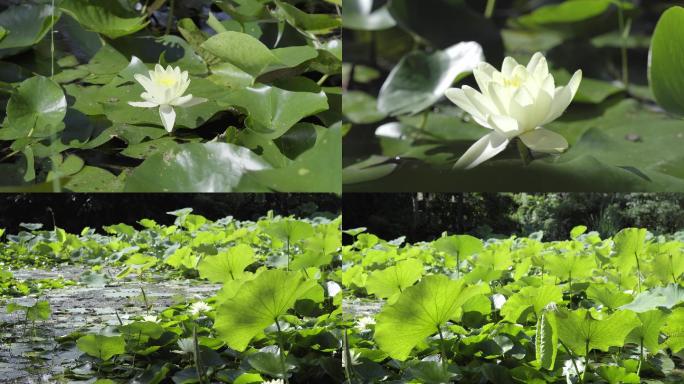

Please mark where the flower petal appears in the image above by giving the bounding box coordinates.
[487,114,520,138]
[129,100,158,108]
[445,87,491,128]
[473,62,497,93]
[159,105,176,132]
[542,69,582,125]
[175,95,207,108]
[501,56,519,76]
[519,128,568,153]
[454,132,509,169]
[134,74,155,93]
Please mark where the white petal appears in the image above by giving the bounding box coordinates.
[159,105,176,132]
[542,69,582,125]
[527,52,549,79]
[445,88,491,128]
[473,62,496,93]
[462,86,497,120]
[154,64,164,74]
[487,114,520,138]
[175,96,207,108]
[501,56,519,76]
[129,100,158,108]
[519,128,568,153]
[134,74,155,93]
[454,132,509,169]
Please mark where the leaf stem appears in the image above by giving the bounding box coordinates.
[166,0,175,35]
[616,4,630,88]
[515,138,533,166]
[485,0,496,18]
[560,340,582,384]
[275,318,290,384]
[343,327,355,384]
[437,326,448,372]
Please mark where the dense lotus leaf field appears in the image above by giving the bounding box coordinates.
[342,0,684,192]
[341,226,684,383]
[0,0,341,192]
[1,210,342,383]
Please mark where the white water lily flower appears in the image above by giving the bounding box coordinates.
[445,52,582,169]
[128,64,207,132]
[262,380,284,384]
[142,314,160,323]
[355,315,376,331]
[172,337,195,355]
[189,301,211,316]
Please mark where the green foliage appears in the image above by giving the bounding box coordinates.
[649,6,684,115]
[374,274,484,360]
[214,269,323,351]
[76,334,126,361]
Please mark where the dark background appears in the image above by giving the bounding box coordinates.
[0,194,341,234]
[343,193,684,242]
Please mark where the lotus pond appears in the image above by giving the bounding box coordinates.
[341,226,684,383]
[0,0,341,192]
[342,0,684,192]
[1,210,343,383]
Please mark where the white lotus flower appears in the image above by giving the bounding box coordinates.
[142,314,160,323]
[262,380,284,384]
[172,337,195,355]
[445,52,582,169]
[355,315,376,331]
[189,301,211,316]
[128,64,207,132]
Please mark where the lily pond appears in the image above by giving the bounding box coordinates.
[0,211,343,383]
[342,0,684,192]
[0,0,341,192]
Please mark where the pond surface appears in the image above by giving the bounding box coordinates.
[1,268,220,383]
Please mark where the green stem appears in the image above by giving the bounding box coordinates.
[343,327,355,384]
[275,319,289,384]
[166,0,175,35]
[193,325,205,384]
[582,341,589,382]
[485,0,496,18]
[635,252,642,293]
[516,138,533,166]
[616,4,629,88]
[420,110,429,130]
[560,340,582,384]
[636,338,643,375]
[437,326,448,372]
[50,0,61,193]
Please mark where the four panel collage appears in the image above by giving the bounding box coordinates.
[0,0,683,383]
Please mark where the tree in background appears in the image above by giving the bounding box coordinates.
[344,193,684,242]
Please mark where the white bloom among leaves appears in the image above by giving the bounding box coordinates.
[189,300,211,316]
[142,314,160,323]
[172,337,195,355]
[129,64,207,132]
[445,52,582,169]
[262,380,284,384]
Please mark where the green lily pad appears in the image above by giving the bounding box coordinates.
[649,6,684,116]
[555,309,639,356]
[343,0,396,31]
[201,31,277,77]
[219,85,328,139]
[76,334,126,361]
[378,42,483,116]
[197,244,255,283]
[213,269,322,351]
[0,4,59,57]
[124,142,271,192]
[0,76,67,140]
[59,0,148,39]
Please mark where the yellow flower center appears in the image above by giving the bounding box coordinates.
[503,75,522,88]
[156,75,177,87]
